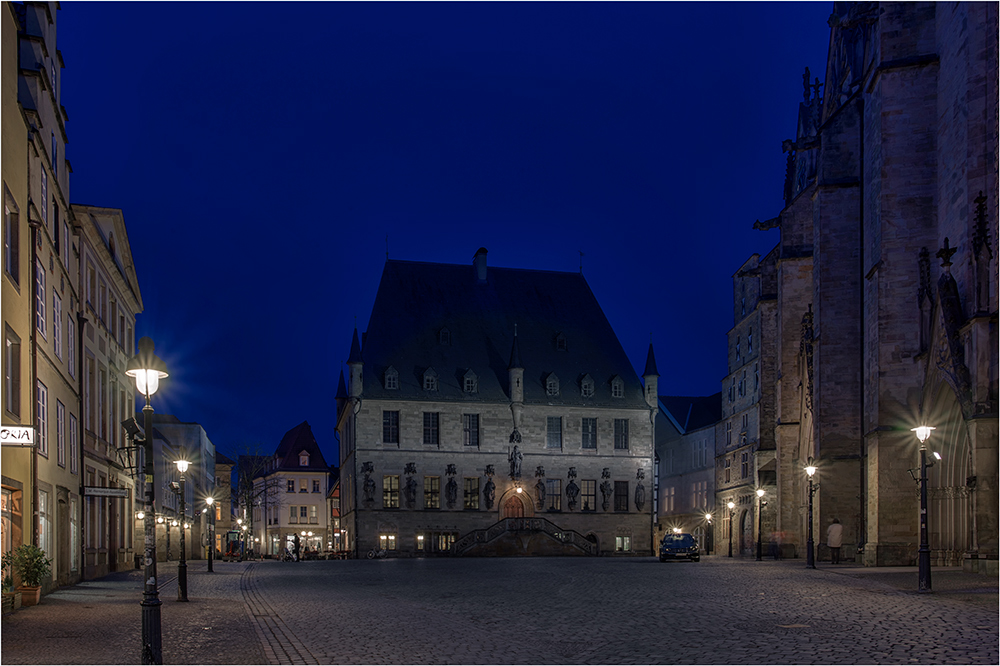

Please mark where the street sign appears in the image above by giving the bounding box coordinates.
[0,426,35,446]
[84,486,129,498]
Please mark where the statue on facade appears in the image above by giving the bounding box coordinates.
[404,476,417,509]
[361,462,376,505]
[445,476,458,509]
[600,480,613,512]
[634,468,646,512]
[508,445,522,481]
[484,465,496,510]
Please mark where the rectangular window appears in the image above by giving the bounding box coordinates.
[300,506,308,520]
[663,486,675,512]
[99,366,107,440]
[36,380,48,456]
[309,505,317,523]
[98,278,106,323]
[300,479,308,493]
[86,262,95,306]
[546,479,562,511]
[56,400,65,467]
[287,480,295,493]
[546,416,562,449]
[40,170,47,227]
[581,417,597,449]
[67,315,75,378]
[462,414,479,447]
[38,489,50,560]
[69,413,78,474]
[615,535,632,552]
[52,291,62,360]
[382,411,399,444]
[614,481,628,512]
[724,459,731,483]
[312,479,320,493]
[383,475,400,508]
[70,498,78,570]
[62,220,69,267]
[614,419,629,450]
[424,476,440,509]
[581,480,596,511]
[422,412,439,445]
[463,477,479,510]
[379,534,397,551]
[4,205,19,284]
[666,448,674,474]
[85,356,94,431]
[726,422,732,445]
[35,259,46,338]
[4,329,21,416]
[52,203,59,254]
[741,452,749,479]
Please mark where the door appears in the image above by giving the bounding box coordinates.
[501,495,524,519]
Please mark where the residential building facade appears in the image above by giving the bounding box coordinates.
[213,451,235,556]
[336,249,657,557]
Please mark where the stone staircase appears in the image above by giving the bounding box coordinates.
[453,516,598,556]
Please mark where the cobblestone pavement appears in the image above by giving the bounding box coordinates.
[2,556,997,665]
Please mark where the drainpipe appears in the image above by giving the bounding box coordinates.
[857,97,867,561]
[77,309,88,574]
[29,211,39,549]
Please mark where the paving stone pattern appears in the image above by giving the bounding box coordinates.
[1,557,996,665]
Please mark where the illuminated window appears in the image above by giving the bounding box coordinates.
[615,535,632,552]
[379,534,397,550]
[424,476,440,509]
[299,451,309,466]
[581,480,596,511]
[545,479,562,511]
[383,475,399,508]
[287,480,295,493]
[463,478,479,510]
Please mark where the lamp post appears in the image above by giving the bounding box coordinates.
[805,461,817,569]
[755,488,766,561]
[175,459,190,602]
[205,496,215,573]
[727,501,735,557]
[911,426,936,592]
[125,336,168,665]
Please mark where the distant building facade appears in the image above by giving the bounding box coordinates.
[748,2,997,571]
[655,394,721,552]
[213,451,235,555]
[336,249,656,557]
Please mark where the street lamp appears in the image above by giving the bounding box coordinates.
[755,488,766,561]
[911,425,937,592]
[205,496,215,572]
[805,460,817,569]
[174,459,190,602]
[125,336,168,665]
[727,501,735,557]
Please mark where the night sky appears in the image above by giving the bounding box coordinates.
[58,2,832,466]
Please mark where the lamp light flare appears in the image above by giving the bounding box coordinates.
[727,501,735,510]
[756,488,765,498]
[175,459,189,473]
[205,496,214,506]
[805,465,817,477]
[911,425,935,443]
[137,511,145,520]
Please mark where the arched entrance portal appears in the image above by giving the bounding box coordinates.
[502,494,525,519]
[740,509,753,556]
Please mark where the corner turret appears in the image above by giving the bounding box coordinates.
[643,342,659,409]
[347,328,363,399]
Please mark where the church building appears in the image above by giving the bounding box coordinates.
[336,249,657,557]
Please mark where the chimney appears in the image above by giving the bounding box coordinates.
[473,247,488,282]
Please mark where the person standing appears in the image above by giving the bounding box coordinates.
[826,518,843,564]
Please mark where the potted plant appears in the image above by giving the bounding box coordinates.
[1,544,51,606]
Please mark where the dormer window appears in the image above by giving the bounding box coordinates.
[423,367,438,391]
[546,373,560,397]
[464,369,478,394]
[580,374,594,398]
[439,328,451,346]
[384,366,399,390]
[555,333,567,351]
[611,376,624,399]
[299,451,309,467]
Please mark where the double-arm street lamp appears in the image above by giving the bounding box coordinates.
[125,337,168,665]
[805,460,817,569]
[911,425,940,592]
[755,488,766,562]
[205,496,215,572]
[174,459,190,602]
[727,501,735,557]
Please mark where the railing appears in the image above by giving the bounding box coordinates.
[453,516,598,556]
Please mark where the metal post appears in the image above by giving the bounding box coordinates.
[727,510,733,557]
[918,446,932,592]
[177,474,188,602]
[166,520,171,561]
[806,477,816,569]
[756,497,763,561]
[207,508,214,573]
[140,402,162,664]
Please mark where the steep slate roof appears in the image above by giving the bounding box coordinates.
[658,393,722,434]
[360,258,646,408]
[216,451,236,467]
[272,421,329,471]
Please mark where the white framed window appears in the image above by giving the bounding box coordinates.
[546,373,559,397]
[67,310,75,377]
[611,376,624,398]
[35,259,46,338]
[38,489,51,560]
[423,368,438,391]
[36,380,48,456]
[4,204,19,285]
[289,505,297,523]
[580,375,594,398]
[53,291,62,360]
[69,413,78,474]
[40,169,48,227]
[56,399,65,467]
[663,486,675,512]
[299,451,309,466]
[62,220,69,267]
[309,505,318,523]
[5,329,20,417]
[384,366,398,390]
[615,535,632,552]
[464,370,478,393]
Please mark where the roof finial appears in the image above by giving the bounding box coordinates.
[936,237,958,271]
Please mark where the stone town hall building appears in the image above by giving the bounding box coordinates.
[728,2,997,573]
[335,249,657,556]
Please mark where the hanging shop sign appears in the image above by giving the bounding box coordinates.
[0,426,35,446]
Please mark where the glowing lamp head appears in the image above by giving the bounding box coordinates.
[175,459,189,474]
[515,487,522,494]
[672,527,681,533]
[756,489,765,498]
[805,465,817,477]
[125,338,169,397]
[157,516,164,524]
[184,522,190,529]
[136,511,145,520]
[236,518,242,525]
[911,425,935,443]
[727,501,735,510]
[705,513,712,522]
[171,520,178,527]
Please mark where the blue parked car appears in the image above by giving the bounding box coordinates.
[659,533,700,562]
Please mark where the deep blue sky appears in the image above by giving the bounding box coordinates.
[59,2,832,466]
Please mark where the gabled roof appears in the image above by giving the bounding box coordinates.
[643,343,658,376]
[658,393,722,434]
[216,451,236,467]
[358,258,646,408]
[272,421,329,471]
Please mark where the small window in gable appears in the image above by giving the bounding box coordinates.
[611,376,624,399]
[545,373,560,397]
[299,451,309,467]
[439,328,451,346]
[423,368,438,391]
[464,369,478,394]
[580,374,594,398]
[555,333,567,351]
[384,366,398,390]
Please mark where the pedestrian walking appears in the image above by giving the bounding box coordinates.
[826,518,843,564]
[293,533,301,562]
